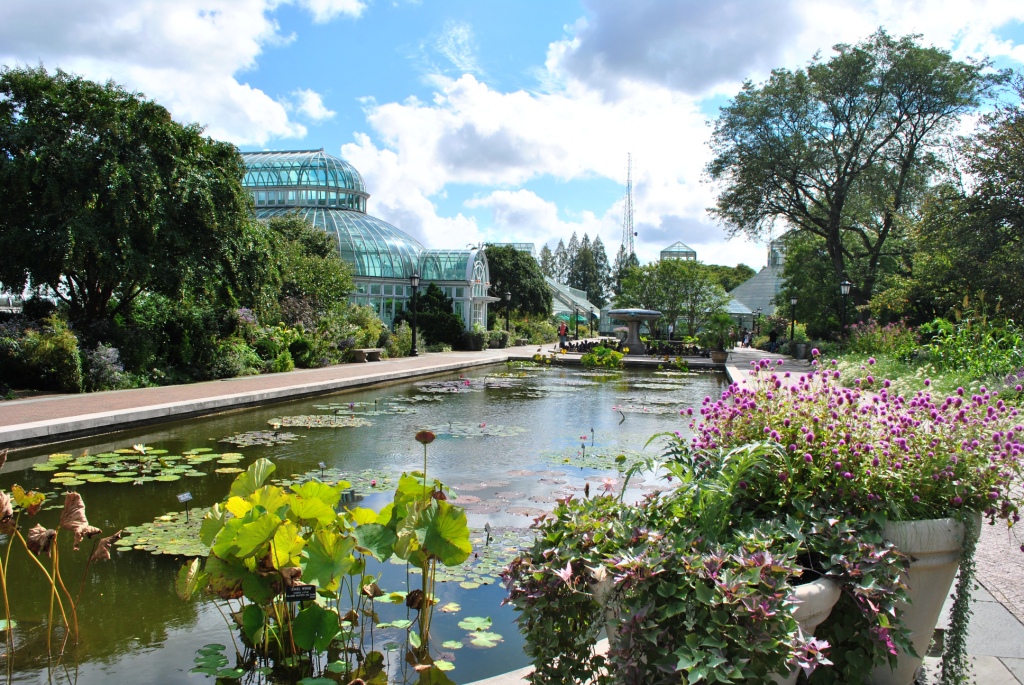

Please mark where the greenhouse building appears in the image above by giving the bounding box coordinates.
[241,149,495,330]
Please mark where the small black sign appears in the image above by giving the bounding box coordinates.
[318,461,327,470]
[285,584,317,602]
[176,492,193,503]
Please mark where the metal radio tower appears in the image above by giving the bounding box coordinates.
[621,153,635,257]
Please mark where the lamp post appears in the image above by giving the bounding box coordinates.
[790,296,798,342]
[409,273,420,357]
[840,278,852,337]
[504,291,511,335]
[590,307,596,338]
[573,305,579,340]
[754,307,762,336]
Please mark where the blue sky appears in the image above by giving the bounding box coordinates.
[3,1,1024,268]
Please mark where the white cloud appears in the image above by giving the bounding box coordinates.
[297,0,368,23]
[290,88,336,122]
[0,0,360,145]
[436,21,482,75]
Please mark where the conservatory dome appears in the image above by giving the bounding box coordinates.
[242,149,368,212]
[253,206,423,279]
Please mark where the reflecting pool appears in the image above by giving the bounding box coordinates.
[0,364,727,684]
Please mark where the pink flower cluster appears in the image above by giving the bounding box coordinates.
[689,355,1024,523]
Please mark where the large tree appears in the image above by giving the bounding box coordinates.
[706,30,1002,310]
[538,244,556,279]
[484,244,553,324]
[0,66,253,327]
[591,236,612,304]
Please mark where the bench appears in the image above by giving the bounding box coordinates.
[351,348,383,362]
[515,338,530,347]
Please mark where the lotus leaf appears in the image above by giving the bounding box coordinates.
[442,640,463,649]
[439,602,461,613]
[468,631,503,648]
[229,458,276,497]
[301,529,357,592]
[420,421,526,439]
[415,500,472,566]
[228,510,282,559]
[288,496,337,528]
[457,616,491,631]
[241,604,264,644]
[353,522,396,561]
[176,558,208,600]
[271,521,305,568]
[291,480,345,508]
[292,604,339,652]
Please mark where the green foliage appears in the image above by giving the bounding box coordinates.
[0,66,254,328]
[395,283,464,348]
[579,345,623,369]
[699,312,736,351]
[484,245,553,323]
[517,319,557,345]
[5,316,84,393]
[487,329,510,349]
[463,324,488,352]
[390,320,412,357]
[186,454,472,680]
[270,349,294,373]
[618,259,729,337]
[704,263,756,292]
[924,313,1024,381]
[847,319,920,361]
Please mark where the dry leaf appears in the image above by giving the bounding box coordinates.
[59,492,102,549]
[0,491,14,534]
[27,524,56,557]
[90,530,125,563]
[280,567,302,588]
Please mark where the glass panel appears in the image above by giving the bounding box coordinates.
[370,284,381,295]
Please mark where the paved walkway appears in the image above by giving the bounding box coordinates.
[1,343,1021,683]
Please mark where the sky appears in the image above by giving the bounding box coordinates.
[2,1,1024,270]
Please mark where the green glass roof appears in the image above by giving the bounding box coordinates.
[242,149,367,197]
[255,207,423,279]
[419,249,475,281]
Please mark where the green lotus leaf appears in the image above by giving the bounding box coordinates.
[271,520,304,569]
[457,616,491,631]
[415,500,472,567]
[0,619,17,631]
[325,661,350,674]
[434,660,455,671]
[291,480,344,508]
[229,458,276,498]
[297,678,337,685]
[292,603,339,652]
[288,496,337,528]
[216,667,245,679]
[442,640,463,649]
[459,581,481,590]
[176,558,208,600]
[301,529,357,592]
[241,604,264,645]
[389,619,413,630]
[469,631,503,648]
[201,503,228,547]
[232,511,283,559]
[154,475,181,482]
[353,523,396,561]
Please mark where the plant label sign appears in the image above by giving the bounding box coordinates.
[285,584,317,602]
[176,492,193,503]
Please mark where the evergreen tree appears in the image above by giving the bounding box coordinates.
[538,244,555,279]
[565,232,581,284]
[612,244,638,299]
[553,240,568,284]
[592,236,611,306]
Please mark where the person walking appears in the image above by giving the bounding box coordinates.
[557,321,568,349]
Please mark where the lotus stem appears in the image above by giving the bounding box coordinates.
[12,530,70,645]
[209,600,241,659]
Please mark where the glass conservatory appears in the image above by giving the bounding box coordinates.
[241,149,493,330]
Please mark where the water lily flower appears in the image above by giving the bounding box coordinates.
[415,430,436,445]
[601,477,617,493]
[554,561,573,584]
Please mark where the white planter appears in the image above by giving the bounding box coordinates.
[771,577,842,685]
[870,514,982,685]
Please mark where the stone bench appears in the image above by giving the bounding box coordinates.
[515,338,530,346]
[351,348,383,362]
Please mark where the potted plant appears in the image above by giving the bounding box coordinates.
[701,312,735,364]
[503,447,846,685]
[684,352,1024,684]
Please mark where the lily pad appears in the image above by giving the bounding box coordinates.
[117,509,209,557]
[468,631,504,648]
[268,415,372,429]
[219,430,303,447]
[420,422,526,439]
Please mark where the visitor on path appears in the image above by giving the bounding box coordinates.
[558,321,568,349]
[768,329,778,352]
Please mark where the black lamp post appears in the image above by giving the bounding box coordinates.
[574,305,579,340]
[504,291,511,334]
[840,278,852,337]
[590,307,596,338]
[754,307,762,336]
[790,296,798,341]
[409,273,420,357]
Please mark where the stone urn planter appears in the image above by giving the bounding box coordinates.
[710,350,729,364]
[870,514,982,685]
[596,576,841,684]
[771,577,842,685]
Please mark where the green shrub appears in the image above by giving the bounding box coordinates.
[390,321,412,357]
[270,349,294,373]
[580,345,623,369]
[487,329,510,349]
[210,338,262,379]
[463,324,488,351]
[423,342,451,353]
[847,319,920,360]
[518,319,557,345]
[20,316,83,393]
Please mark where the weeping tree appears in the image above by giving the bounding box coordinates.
[706,30,1004,314]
